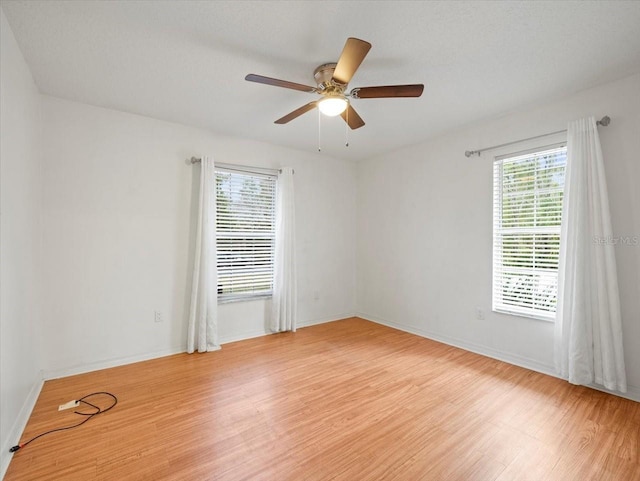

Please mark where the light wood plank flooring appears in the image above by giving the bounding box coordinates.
[6,318,639,480]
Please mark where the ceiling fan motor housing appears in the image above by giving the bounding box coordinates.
[314,63,345,93]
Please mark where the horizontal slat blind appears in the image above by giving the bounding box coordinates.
[216,169,276,301]
[493,145,567,319]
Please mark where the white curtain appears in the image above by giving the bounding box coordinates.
[271,167,297,332]
[554,117,626,392]
[187,156,219,353]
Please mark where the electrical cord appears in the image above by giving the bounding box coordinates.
[9,391,117,453]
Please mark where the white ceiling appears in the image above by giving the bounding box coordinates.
[3,1,640,161]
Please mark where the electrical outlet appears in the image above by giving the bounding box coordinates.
[476,308,485,320]
[154,311,162,323]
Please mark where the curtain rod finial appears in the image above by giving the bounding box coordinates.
[597,116,610,127]
[465,150,479,158]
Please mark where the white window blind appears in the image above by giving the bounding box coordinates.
[492,144,567,320]
[216,168,276,302]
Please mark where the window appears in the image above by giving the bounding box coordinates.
[216,167,276,302]
[492,144,567,320]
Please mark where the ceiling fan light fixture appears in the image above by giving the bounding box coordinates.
[318,97,348,117]
[245,38,423,131]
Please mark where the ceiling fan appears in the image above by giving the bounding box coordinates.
[245,38,424,130]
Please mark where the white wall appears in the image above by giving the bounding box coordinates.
[40,96,356,377]
[0,8,44,475]
[356,73,640,398]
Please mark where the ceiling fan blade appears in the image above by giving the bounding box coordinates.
[331,38,372,85]
[275,102,318,124]
[245,74,316,93]
[340,104,365,130]
[351,84,424,98]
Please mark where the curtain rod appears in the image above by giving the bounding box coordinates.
[189,157,292,175]
[464,116,610,158]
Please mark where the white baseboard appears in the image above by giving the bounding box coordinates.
[41,346,186,381]
[219,328,272,345]
[218,313,355,345]
[298,312,355,328]
[586,381,640,402]
[1,377,44,480]
[357,312,640,403]
[42,314,355,379]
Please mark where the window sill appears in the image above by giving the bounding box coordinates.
[218,294,272,305]
[493,308,555,323]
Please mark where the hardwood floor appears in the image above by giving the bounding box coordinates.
[5,318,639,480]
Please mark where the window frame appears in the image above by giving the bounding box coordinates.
[492,142,567,322]
[215,165,277,304]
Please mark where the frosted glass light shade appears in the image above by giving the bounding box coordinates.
[318,97,348,117]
